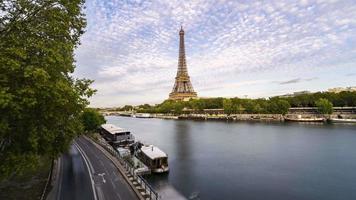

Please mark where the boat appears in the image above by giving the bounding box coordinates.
[136,144,169,173]
[284,117,325,122]
[100,124,135,147]
[100,124,169,174]
[116,147,131,157]
[329,118,356,123]
[284,115,325,122]
[119,112,132,117]
[134,113,152,118]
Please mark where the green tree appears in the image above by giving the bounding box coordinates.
[223,99,234,115]
[276,99,291,115]
[121,105,133,111]
[235,104,245,114]
[0,0,92,179]
[315,98,333,114]
[172,102,184,114]
[138,104,151,110]
[189,99,205,111]
[157,100,174,113]
[244,99,255,114]
[253,103,263,114]
[81,108,106,133]
[266,98,290,114]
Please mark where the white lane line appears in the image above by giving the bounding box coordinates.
[96,187,106,200]
[79,138,100,159]
[75,141,95,173]
[74,142,98,200]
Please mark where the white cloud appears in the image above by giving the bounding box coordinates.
[74,0,356,107]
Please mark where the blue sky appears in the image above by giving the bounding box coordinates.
[74,0,356,107]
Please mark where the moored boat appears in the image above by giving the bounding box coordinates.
[100,124,135,147]
[329,118,356,123]
[100,124,169,174]
[136,144,169,173]
[134,113,152,118]
[284,117,325,122]
[284,115,325,122]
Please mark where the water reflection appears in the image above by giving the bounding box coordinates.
[171,121,200,197]
[174,121,192,160]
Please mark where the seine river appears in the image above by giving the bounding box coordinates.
[106,116,356,200]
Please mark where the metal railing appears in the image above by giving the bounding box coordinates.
[95,137,159,200]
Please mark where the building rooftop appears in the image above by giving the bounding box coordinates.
[328,86,356,93]
[101,124,127,135]
[141,145,167,160]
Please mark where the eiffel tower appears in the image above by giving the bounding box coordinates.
[169,26,197,101]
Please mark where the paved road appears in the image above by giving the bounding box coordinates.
[76,136,138,200]
[58,144,95,200]
[47,136,138,200]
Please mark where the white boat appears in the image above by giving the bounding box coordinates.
[134,113,152,118]
[284,115,325,122]
[284,117,325,122]
[100,124,135,146]
[330,118,356,123]
[137,145,169,173]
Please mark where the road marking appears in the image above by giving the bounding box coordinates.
[79,138,100,159]
[96,187,105,200]
[98,173,106,183]
[74,142,98,200]
[76,141,96,173]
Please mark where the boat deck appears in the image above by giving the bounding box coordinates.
[132,156,151,175]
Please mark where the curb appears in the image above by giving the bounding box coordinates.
[40,160,53,200]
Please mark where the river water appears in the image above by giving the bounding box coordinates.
[106,116,356,200]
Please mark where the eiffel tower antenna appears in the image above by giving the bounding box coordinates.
[169,26,197,101]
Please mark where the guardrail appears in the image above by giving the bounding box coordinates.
[95,137,159,200]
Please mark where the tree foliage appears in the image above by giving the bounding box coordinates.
[223,99,234,115]
[120,105,133,111]
[284,91,356,107]
[132,91,356,115]
[315,98,333,114]
[81,108,106,133]
[267,98,291,115]
[0,0,92,179]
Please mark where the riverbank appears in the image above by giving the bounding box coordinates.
[107,112,356,123]
[178,113,284,121]
[177,114,356,123]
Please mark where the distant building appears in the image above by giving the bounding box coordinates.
[328,86,356,93]
[293,91,311,96]
[168,26,197,101]
[277,91,311,98]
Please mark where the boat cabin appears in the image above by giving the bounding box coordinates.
[137,145,169,173]
[100,124,134,146]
